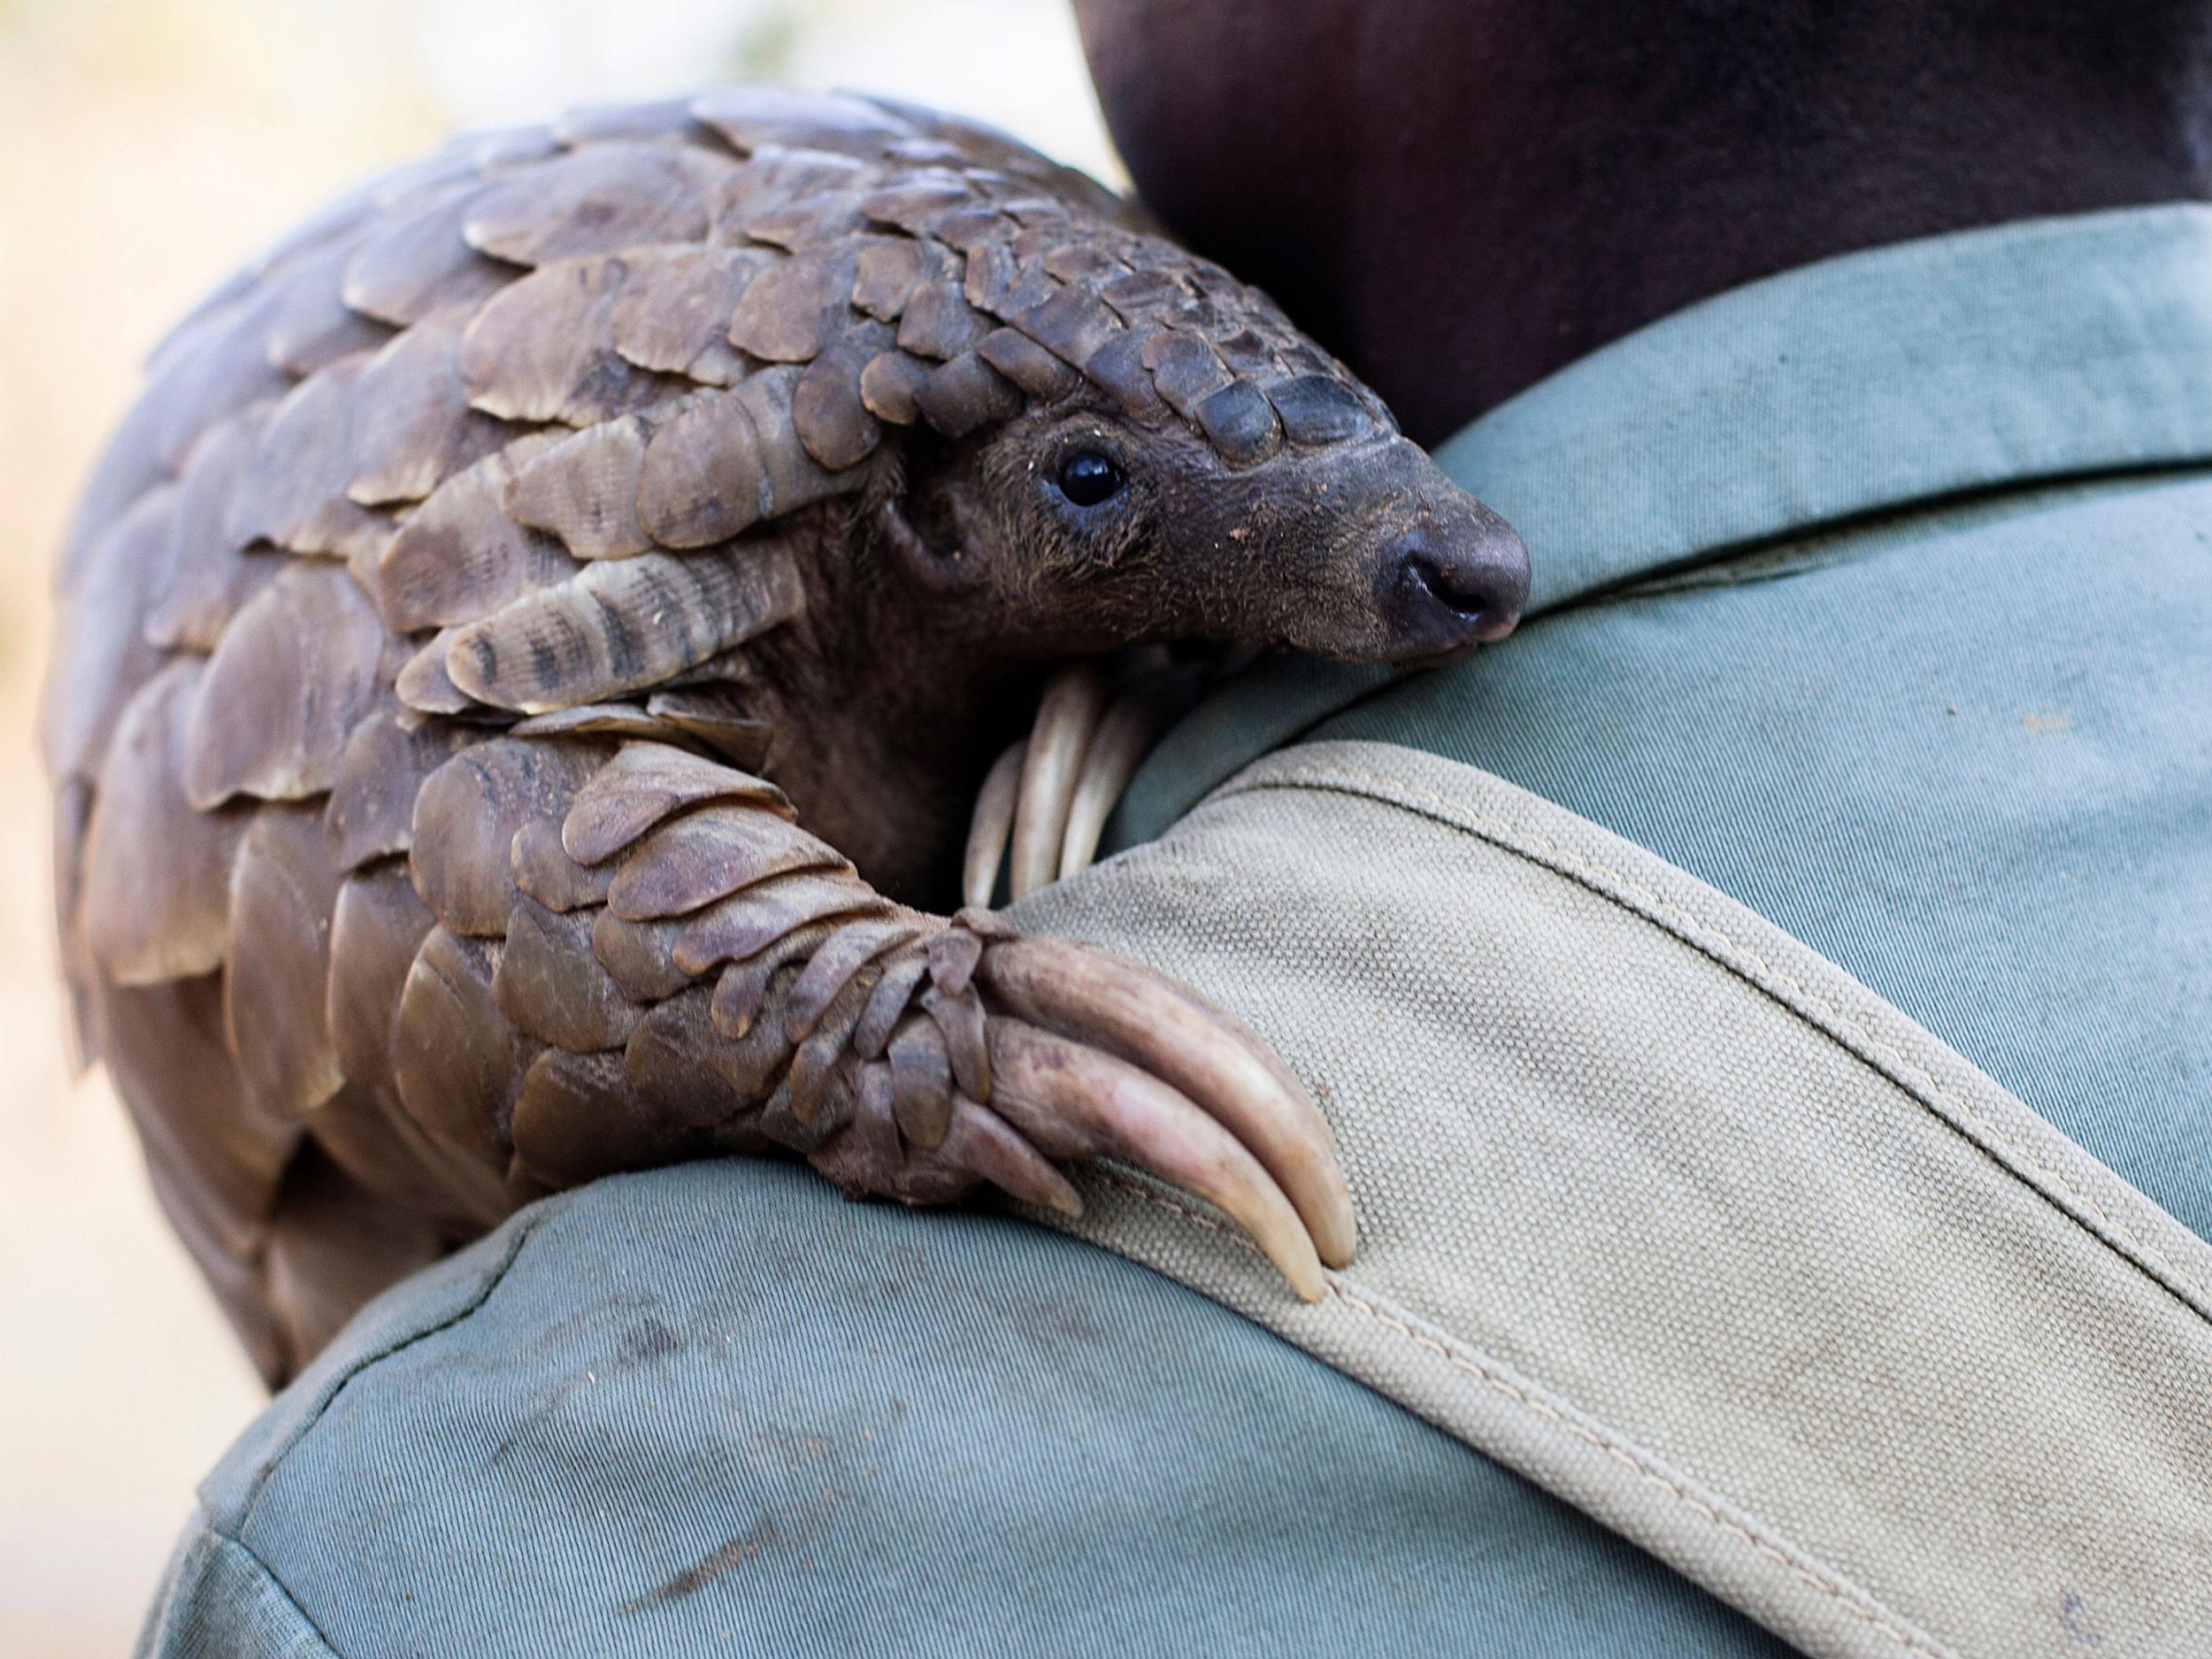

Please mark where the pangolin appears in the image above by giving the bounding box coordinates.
[43,87,1528,1386]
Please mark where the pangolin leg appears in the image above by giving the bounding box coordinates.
[803,911,1344,1300]
[471,737,1353,1301]
[970,654,1208,903]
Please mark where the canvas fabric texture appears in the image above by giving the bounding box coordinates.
[1015,739,2212,1659]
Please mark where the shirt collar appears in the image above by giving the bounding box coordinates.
[1440,201,2212,612]
[1112,203,2212,846]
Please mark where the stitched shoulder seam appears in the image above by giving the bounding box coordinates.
[178,1518,349,1658]
[237,1210,549,1526]
[1087,1167,1953,1659]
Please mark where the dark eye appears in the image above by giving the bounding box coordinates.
[1055,450,1126,508]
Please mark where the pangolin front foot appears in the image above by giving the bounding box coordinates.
[963,655,1214,907]
[501,738,1353,1301]
[801,907,1355,1300]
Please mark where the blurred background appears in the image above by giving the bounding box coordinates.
[0,4,1116,1651]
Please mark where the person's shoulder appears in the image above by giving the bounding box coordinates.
[150,1158,1368,1658]
[190,1157,1113,1535]
[192,1176,553,1525]
[143,1149,1793,1659]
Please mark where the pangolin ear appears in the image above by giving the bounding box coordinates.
[866,481,986,594]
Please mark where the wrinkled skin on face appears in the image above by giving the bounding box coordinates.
[918,397,1525,659]
[763,385,1527,902]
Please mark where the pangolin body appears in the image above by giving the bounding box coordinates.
[45,88,1527,1384]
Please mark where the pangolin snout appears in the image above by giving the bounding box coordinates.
[1378,504,1529,663]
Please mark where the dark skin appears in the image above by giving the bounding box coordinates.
[1074,0,2212,442]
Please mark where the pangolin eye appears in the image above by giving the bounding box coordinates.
[1055,450,1126,508]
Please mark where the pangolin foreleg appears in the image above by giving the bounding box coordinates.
[387,733,1354,1297]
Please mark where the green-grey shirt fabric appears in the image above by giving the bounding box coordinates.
[139,206,2211,1659]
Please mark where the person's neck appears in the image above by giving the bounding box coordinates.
[1325,119,2212,446]
[1083,3,2212,446]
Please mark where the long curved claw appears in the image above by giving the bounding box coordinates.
[962,740,1026,909]
[986,1018,1328,1301]
[1009,662,1110,899]
[976,933,1356,1269]
[1056,681,1172,881]
[939,1094,1084,1218]
[973,654,1211,906]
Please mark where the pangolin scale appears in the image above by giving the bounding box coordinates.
[44,87,1527,1385]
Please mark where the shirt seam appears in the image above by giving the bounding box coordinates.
[1084,1168,1949,1659]
[1217,760,2212,1325]
[234,1208,549,1530]
[187,1518,349,1658]
[1434,203,2212,610]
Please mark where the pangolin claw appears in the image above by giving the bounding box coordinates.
[970,657,1208,905]
[986,1017,1331,1301]
[976,933,1356,1272]
[941,657,1351,1294]
[787,904,1348,1302]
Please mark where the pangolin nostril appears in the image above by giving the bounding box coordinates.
[1387,520,1531,649]
[1412,553,1500,622]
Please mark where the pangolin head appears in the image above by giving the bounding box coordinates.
[876,258,1529,668]
[674,88,1528,670]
